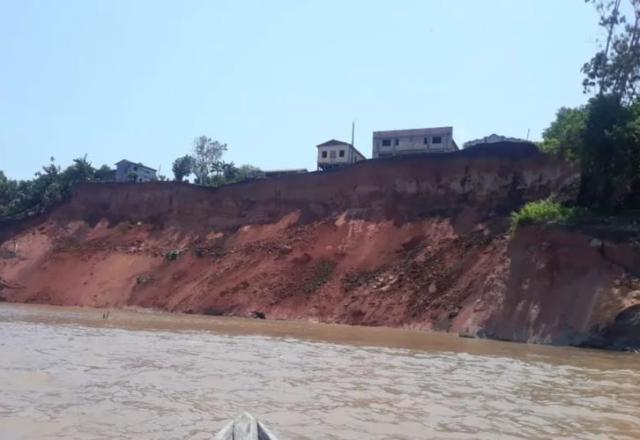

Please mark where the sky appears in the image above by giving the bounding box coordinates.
[1,0,600,180]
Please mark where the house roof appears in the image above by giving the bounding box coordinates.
[373,126,453,137]
[351,146,366,159]
[115,159,157,172]
[316,139,352,148]
[316,139,367,160]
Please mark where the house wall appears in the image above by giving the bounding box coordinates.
[372,129,456,158]
[352,149,366,162]
[317,145,353,167]
[115,163,157,182]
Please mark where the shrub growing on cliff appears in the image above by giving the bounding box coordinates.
[165,250,181,261]
[510,200,581,230]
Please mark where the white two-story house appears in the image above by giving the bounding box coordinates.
[372,127,458,158]
[316,139,366,171]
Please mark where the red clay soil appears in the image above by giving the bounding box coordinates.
[1,150,639,347]
[0,213,502,329]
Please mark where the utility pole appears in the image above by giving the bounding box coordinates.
[351,120,355,147]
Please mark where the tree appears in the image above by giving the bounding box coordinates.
[172,155,195,182]
[0,171,18,217]
[221,161,239,182]
[543,95,640,209]
[62,155,95,186]
[192,136,227,185]
[236,164,265,180]
[540,106,588,160]
[582,0,640,104]
[94,165,115,181]
[541,1,640,210]
[0,156,112,220]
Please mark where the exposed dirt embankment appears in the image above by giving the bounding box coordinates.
[3,148,638,349]
[53,145,576,232]
[478,224,640,349]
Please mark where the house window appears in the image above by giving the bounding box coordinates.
[432,136,442,144]
[321,151,328,158]
[329,150,337,159]
[394,139,399,146]
[133,166,138,171]
[339,150,345,158]
[423,137,429,144]
[381,139,391,146]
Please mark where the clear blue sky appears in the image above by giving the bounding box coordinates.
[1,0,599,179]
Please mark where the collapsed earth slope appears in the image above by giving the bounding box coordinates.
[2,144,639,349]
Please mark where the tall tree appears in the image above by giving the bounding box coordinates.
[172,155,195,182]
[62,155,96,186]
[582,0,640,104]
[192,136,227,185]
[542,1,640,209]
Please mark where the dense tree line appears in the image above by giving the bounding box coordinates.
[0,156,113,220]
[541,0,640,210]
[0,137,265,221]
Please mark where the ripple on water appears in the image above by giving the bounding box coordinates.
[0,308,639,440]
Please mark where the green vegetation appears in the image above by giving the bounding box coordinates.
[526,0,640,227]
[541,97,640,210]
[165,250,181,261]
[540,0,640,211]
[0,134,265,222]
[0,156,112,221]
[510,200,582,230]
[303,260,336,294]
[171,135,265,185]
[171,155,196,182]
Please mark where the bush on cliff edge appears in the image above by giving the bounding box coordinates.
[510,200,581,231]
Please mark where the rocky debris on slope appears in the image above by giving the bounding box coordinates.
[338,226,500,327]
[3,212,639,351]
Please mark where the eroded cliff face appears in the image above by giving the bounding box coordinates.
[2,149,638,349]
[476,225,640,349]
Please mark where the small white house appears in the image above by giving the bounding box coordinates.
[115,160,157,182]
[316,139,366,171]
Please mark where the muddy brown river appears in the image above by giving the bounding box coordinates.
[0,304,639,440]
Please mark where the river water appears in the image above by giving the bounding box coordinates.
[0,304,639,440]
